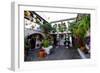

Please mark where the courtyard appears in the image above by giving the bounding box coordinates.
[24,11,90,61]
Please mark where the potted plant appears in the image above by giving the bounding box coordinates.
[69,14,90,52]
[42,38,49,48]
[52,24,57,33]
[42,38,53,54]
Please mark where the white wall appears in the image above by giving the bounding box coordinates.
[0,0,100,73]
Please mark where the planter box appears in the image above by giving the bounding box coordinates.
[42,46,53,54]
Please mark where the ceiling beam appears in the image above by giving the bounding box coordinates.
[50,17,76,23]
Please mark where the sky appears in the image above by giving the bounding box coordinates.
[36,12,77,22]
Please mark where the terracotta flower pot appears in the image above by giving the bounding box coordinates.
[38,49,47,59]
[80,46,85,51]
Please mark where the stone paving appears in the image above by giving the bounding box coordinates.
[25,46,81,61]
